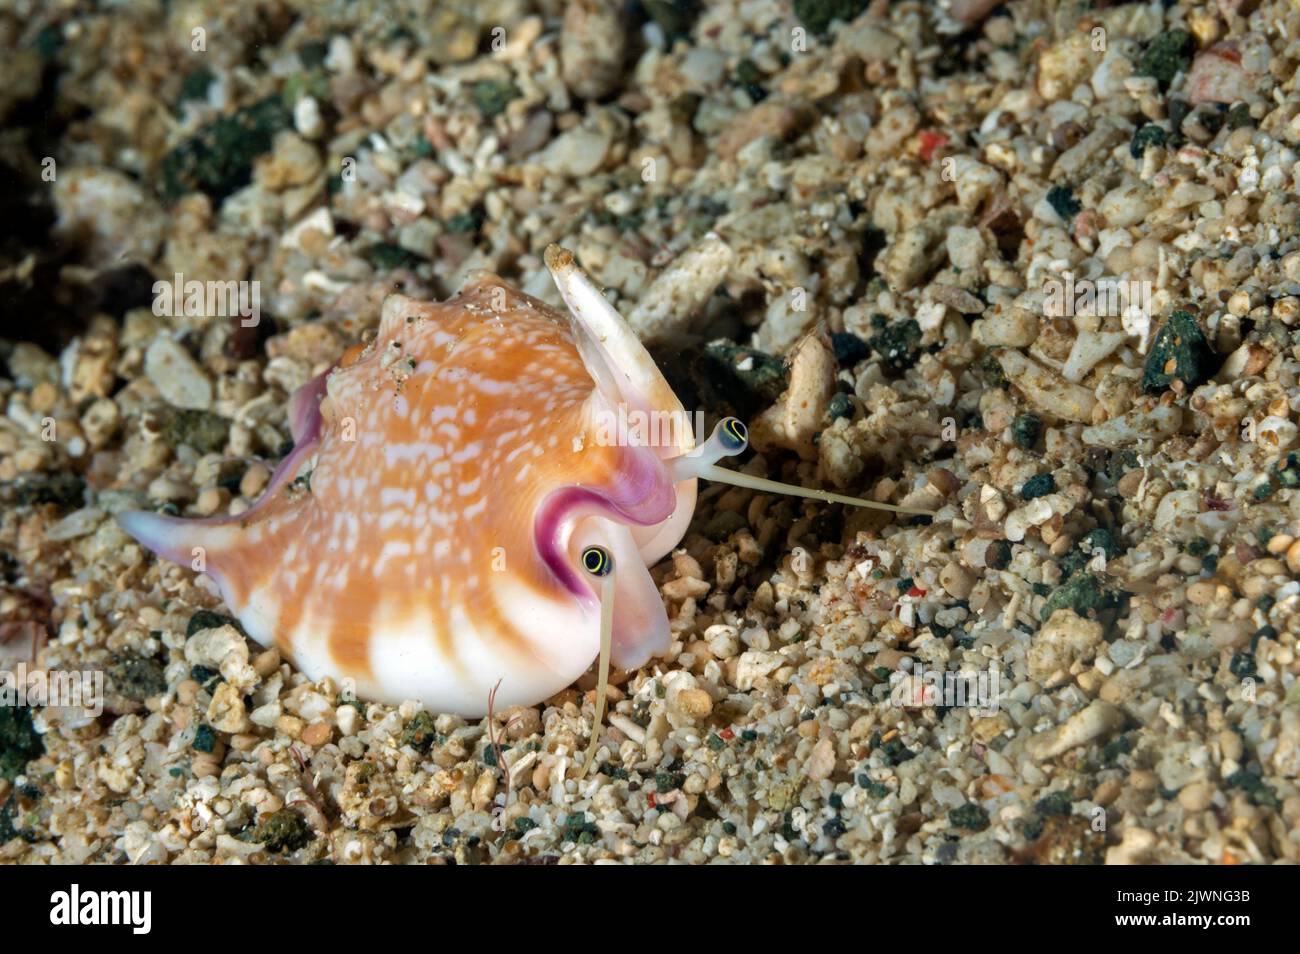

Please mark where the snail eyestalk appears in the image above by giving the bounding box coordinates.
[578,546,615,778]
[668,417,936,517]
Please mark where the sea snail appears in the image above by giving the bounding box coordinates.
[119,246,931,751]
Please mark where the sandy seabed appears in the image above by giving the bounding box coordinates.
[1,0,1299,864]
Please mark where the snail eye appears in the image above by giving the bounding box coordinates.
[581,545,613,576]
[719,417,748,451]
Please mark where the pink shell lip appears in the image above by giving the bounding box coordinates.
[287,367,329,444]
[533,446,677,604]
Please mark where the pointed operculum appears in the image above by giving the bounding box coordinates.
[546,245,697,563]
[545,245,693,458]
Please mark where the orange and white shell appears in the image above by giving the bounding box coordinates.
[120,249,697,716]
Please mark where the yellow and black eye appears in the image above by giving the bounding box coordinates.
[719,417,748,451]
[581,545,613,576]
